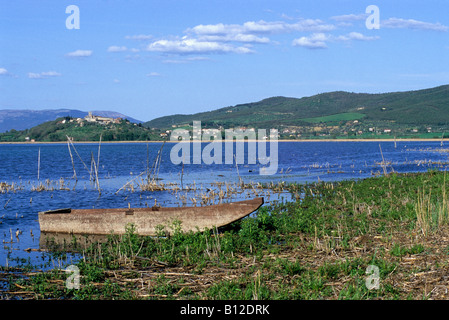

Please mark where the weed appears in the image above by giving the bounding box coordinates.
[390,243,425,257]
[5,170,449,300]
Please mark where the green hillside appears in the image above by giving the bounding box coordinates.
[144,85,449,137]
[1,85,448,142]
[0,117,161,142]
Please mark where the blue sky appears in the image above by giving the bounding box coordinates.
[1,0,448,122]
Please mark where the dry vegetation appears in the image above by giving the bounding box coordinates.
[2,170,449,300]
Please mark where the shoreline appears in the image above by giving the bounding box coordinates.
[4,170,449,300]
[1,137,448,144]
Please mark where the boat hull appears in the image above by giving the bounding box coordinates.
[38,198,264,236]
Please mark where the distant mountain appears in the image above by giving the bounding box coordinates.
[144,84,449,129]
[0,109,142,133]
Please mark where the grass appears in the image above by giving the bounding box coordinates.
[3,170,449,300]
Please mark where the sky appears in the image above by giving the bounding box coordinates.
[1,0,448,122]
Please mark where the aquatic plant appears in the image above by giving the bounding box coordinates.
[4,170,449,300]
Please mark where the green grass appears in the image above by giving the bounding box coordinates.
[4,170,449,300]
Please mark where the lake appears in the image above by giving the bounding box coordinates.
[1,140,449,268]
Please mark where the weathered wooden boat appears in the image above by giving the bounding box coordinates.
[38,197,264,236]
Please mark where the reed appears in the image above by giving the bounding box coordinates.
[91,152,101,195]
[66,136,92,180]
[0,182,23,193]
[37,147,41,180]
[8,170,449,300]
[414,188,432,236]
[379,143,388,176]
[30,178,71,192]
[414,174,449,236]
[67,139,77,180]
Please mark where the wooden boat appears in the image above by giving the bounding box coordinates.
[38,197,264,236]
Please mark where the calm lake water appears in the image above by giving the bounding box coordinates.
[1,140,449,268]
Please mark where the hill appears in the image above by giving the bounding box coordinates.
[2,85,448,141]
[144,84,449,139]
[0,109,142,133]
[0,116,160,143]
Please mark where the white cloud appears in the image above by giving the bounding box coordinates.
[292,33,329,49]
[186,56,211,62]
[331,13,449,32]
[162,59,186,64]
[146,38,253,54]
[162,56,211,64]
[65,49,93,58]
[336,32,379,41]
[382,18,449,31]
[113,19,338,57]
[125,34,153,40]
[196,33,270,44]
[0,68,9,75]
[177,19,336,52]
[41,71,62,77]
[188,23,238,35]
[28,73,42,79]
[107,46,127,52]
[330,13,368,22]
[28,71,62,79]
[146,72,161,77]
[293,31,379,49]
[187,19,335,39]
[144,19,335,55]
[246,19,335,33]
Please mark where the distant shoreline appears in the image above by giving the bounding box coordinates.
[1,137,448,145]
